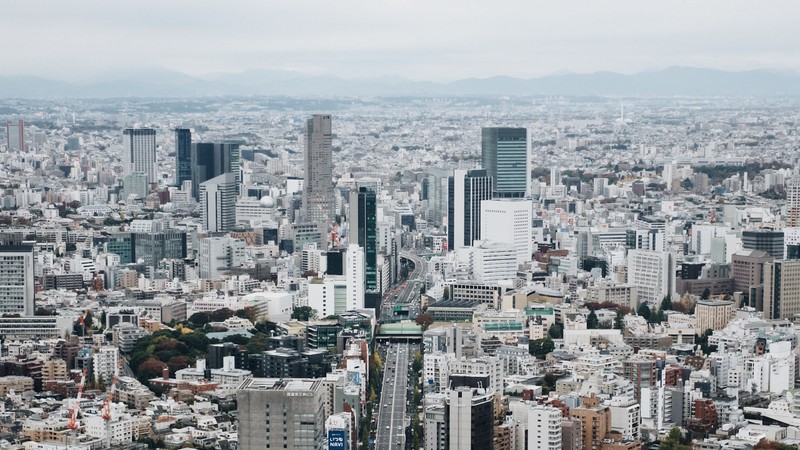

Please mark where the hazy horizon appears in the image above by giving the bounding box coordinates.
[3,0,800,82]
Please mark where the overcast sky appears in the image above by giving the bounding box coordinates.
[3,1,799,81]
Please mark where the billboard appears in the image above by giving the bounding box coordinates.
[328,429,346,449]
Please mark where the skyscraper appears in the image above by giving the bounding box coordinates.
[0,245,35,316]
[175,128,192,187]
[787,178,800,227]
[6,120,24,152]
[303,114,334,228]
[349,187,377,292]
[481,127,528,198]
[200,172,237,233]
[122,128,157,184]
[191,142,240,200]
[479,199,533,264]
[448,169,493,251]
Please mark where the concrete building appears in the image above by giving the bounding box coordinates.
[731,249,773,294]
[626,250,675,306]
[237,378,326,450]
[92,346,118,384]
[471,240,517,283]
[191,142,240,200]
[742,230,784,260]
[480,199,533,264]
[571,400,610,450]
[608,397,640,441]
[445,387,494,450]
[0,245,35,316]
[200,172,237,233]
[6,119,24,152]
[122,128,157,184]
[527,404,563,450]
[197,236,245,279]
[695,300,734,332]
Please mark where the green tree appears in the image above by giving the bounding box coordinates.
[548,323,563,339]
[411,351,423,374]
[529,338,555,359]
[291,306,314,321]
[187,312,209,327]
[83,311,94,330]
[661,295,673,311]
[586,310,599,329]
[614,311,624,330]
[701,288,711,300]
[660,426,692,450]
[637,303,651,322]
[443,286,450,301]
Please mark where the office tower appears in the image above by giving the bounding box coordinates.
[0,245,34,316]
[197,236,245,279]
[626,250,675,306]
[349,187,377,292]
[481,127,527,198]
[742,229,784,260]
[444,387,493,450]
[788,179,800,227]
[6,120,24,152]
[303,114,334,227]
[448,169,493,251]
[123,171,148,200]
[133,231,187,268]
[427,168,450,228]
[550,167,562,187]
[471,240,517,283]
[528,405,563,450]
[200,173,237,233]
[346,244,365,311]
[763,259,800,319]
[191,142,240,200]
[479,199,532,264]
[237,379,326,450]
[570,401,611,450]
[175,128,192,187]
[122,128,157,184]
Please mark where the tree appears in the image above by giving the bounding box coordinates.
[137,358,168,384]
[529,338,555,359]
[415,313,434,330]
[586,310,599,329]
[187,312,210,327]
[411,351,423,374]
[291,306,314,321]
[661,295,673,312]
[660,426,692,450]
[235,306,259,323]
[637,303,651,322]
[701,288,711,300]
[614,311,624,330]
[208,308,235,322]
[83,311,94,330]
[548,323,563,339]
[442,286,450,301]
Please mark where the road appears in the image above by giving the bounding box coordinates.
[381,253,426,320]
[375,342,410,450]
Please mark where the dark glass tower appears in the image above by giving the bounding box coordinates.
[190,142,240,200]
[448,169,493,251]
[175,128,192,187]
[350,187,377,292]
[481,127,527,198]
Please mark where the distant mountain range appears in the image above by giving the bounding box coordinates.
[1,67,799,98]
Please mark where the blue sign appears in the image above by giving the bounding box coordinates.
[329,430,346,449]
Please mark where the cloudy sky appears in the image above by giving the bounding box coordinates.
[3,1,799,81]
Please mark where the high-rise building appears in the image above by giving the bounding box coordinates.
[622,358,656,403]
[237,378,326,450]
[303,114,335,230]
[426,168,450,228]
[471,240,517,283]
[445,387,494,450]
[448,169,493,251]
[527,405,563,450]
[479,199,532,264]
[742,229,784,260]
[190,142,240,200]
[481,127,528,198]
[6,120,24,152]
[133,231,187,268]
[200,173,237,233]
[570,401,610,450]
[626,250,675,306]
[763,259,800,319]
[122,128,157,184]
[175,128,192,187]
[731,249,773,294]
[349,187,377,292]
[197,236,245,279]
[346,244,365,311]
[0,245,34,316]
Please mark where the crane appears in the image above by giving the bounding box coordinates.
[66,368,87,431]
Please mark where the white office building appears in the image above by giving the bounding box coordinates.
[626,250,675,306]
[200,172,237,233]
[0,245,35,316]
[122,128,157,184]
[197,236,245,279]
[527,405,563,450]
[471,240,517,283]
[480,199,533,264]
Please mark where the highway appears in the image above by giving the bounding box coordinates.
[375,342,410,450]
[381,253,426,319]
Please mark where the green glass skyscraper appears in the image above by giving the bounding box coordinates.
[481,127,528,198]
[350,187,377,292]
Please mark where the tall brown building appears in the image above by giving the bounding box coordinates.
[731,249,773,294]
[571,396,611,450]
[562,419,584,450]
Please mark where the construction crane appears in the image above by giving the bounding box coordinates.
[101,359,121,448]
[66,368,88,431]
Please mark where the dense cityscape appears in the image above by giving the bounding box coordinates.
[0,94,798,450]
